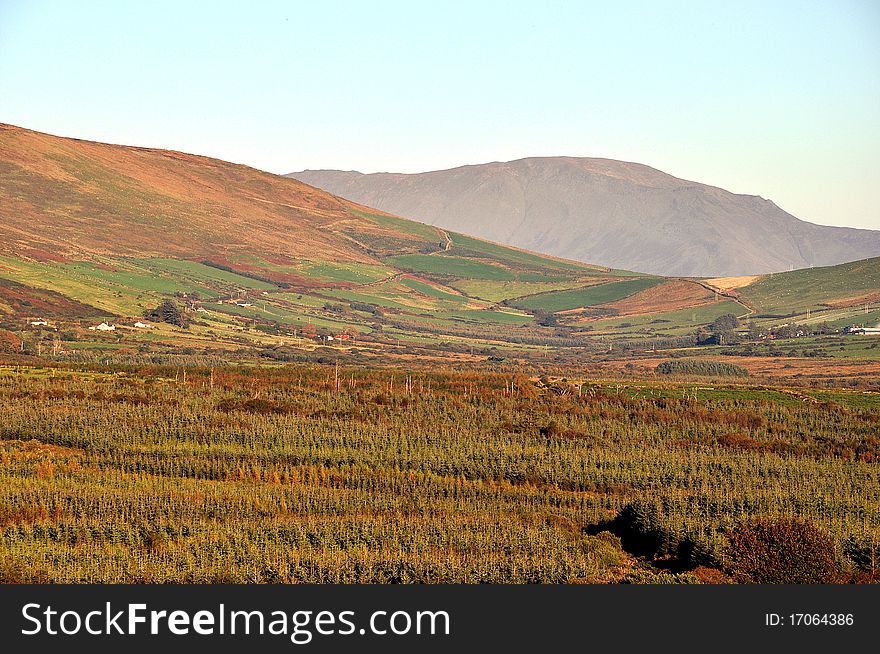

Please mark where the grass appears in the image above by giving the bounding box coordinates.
[450,279,598,302]
[436,309,534,325]
[0,257,169,315]
[320,288,426,312]
[204,301,364,333]
[385,254,517,280]
[137,258,278,291]
[512,278,663,312]
[350,208,442,243]
[445,232,598,274]
[0,256,294,317]
[590,300,749,333]
[740,256,880,315]
[399,277,469,304]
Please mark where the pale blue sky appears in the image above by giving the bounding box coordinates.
[1,0,878,229]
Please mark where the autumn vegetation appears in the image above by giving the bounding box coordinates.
[0,362,876,583]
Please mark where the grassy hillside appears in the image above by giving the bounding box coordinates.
[0,124,652,350]
[738,257,880,316]
[3,124,875,360]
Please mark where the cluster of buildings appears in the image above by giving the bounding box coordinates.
[843,325,880,336]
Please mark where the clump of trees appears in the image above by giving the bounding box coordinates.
[144,299,189,328]
[696,313,741,345]
[606,500,720,569]
[655,359,749,377]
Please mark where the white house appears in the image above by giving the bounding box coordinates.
[29,320,49,327]
[133,321,152,328]
[89,322,116,331]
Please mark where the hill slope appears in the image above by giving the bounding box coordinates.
[0,124,629,344]
[0,123,386,264]
[734,256,880,316]
[289,158,880,277]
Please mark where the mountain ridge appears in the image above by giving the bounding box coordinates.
[289,157,880,276]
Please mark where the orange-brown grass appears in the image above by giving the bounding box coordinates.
[0,123,419,265]
[600,279,715,316]
[703,275,760,292]
[825,291,880,309]
[0,278,103,318]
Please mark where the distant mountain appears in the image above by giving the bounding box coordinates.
[0,123,605,323]
[289,158,880,276]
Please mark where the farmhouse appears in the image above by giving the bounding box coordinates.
[29,319,49,326]
[844,325,880,336]
[89,322,116,331]
[133,321,152,328]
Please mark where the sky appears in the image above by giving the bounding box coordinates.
[1,0,878,230]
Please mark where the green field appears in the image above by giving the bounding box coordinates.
[399,277,469,304]
[136,258,278,291]
[511,277,663,312]
[445,232,596,274]
[590,300,750,333]
[450,278,598,302]
[0,257,210,315]
[352,208,442,242]
[385,254,517,280]
[740,256,880,315]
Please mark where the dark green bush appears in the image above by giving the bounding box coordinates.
[655,359,749,377]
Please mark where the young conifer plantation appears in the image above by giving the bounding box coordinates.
[0,363,877,583]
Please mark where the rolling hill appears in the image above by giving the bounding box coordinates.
[0,124,638,348]
[289,158,880,277]
[2,124,876,359]
[728,256,880,317]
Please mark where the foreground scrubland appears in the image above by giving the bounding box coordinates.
[0,363,877,583]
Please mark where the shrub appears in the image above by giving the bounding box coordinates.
[843,535,880,574]
[723,516,838,583]
[655,359,749,377]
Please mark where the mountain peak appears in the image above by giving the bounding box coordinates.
[288,158,880,276]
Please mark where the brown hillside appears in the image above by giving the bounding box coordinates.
[0,123,397,264]
[601,279,715,316]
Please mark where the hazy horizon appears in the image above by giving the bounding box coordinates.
[1,0,878,230]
